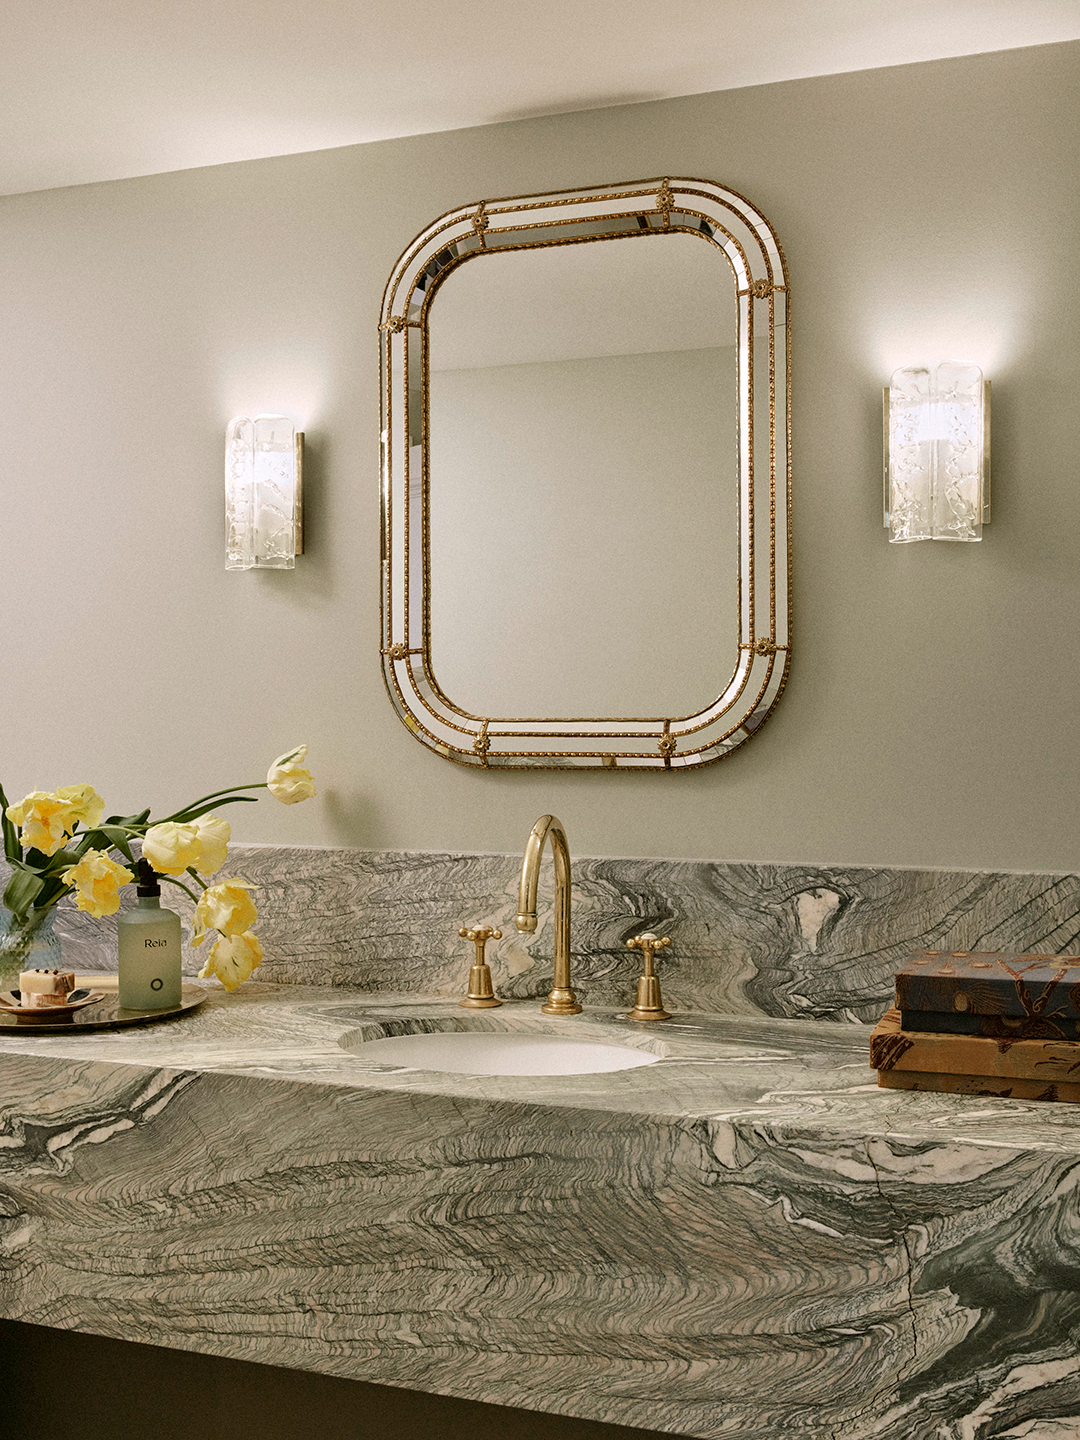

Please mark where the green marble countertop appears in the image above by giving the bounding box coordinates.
[3,980,1080,1153]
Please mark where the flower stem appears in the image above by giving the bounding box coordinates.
[157,875,201,904]
[158,784,267,823]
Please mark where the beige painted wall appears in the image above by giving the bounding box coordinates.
[1,42,1077,870]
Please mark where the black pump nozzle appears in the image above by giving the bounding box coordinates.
[136,858,161,896]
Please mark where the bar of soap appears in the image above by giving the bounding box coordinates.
[18,968,76,1008]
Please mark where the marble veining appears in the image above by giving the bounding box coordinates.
[3,986,1080,1437]
[17,847,1080,1023]
[6,843,1080,1436]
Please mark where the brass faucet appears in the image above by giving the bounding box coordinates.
[626,933,672,1021]
[516,814,582,1015]
[457,926,503,1008]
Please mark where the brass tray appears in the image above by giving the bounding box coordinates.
[0,976,208,1033]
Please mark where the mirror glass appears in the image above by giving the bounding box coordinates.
[427,235,736,718]
[380,177,790,769]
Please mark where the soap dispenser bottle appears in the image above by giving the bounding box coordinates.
[118,859,183,1009]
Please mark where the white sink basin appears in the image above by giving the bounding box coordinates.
[354,1030,660,1076]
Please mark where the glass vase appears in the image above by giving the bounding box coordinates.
[0,904,63,993]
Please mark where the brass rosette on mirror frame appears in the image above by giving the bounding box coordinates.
[379,176,791,770]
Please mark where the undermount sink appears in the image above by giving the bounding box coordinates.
[349,1030,661,1076]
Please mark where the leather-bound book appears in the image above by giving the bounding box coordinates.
[895,949,1080,1040]
[870,1007,1080,1102]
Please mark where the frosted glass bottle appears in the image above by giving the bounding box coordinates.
[118,863,182,1010]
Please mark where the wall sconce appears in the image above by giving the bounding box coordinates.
[225,415,304,570]
[883,363,990,543]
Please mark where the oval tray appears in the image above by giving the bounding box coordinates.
[0,982,208,1033]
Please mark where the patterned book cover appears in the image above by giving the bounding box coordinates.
[870,1007,1080,1086]
[898,1009,1080,1041]
[895,950,1080,1027]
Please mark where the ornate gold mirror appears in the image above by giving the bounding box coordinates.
[379,176,790,769]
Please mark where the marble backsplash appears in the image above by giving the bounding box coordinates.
[18,847,1080,1024]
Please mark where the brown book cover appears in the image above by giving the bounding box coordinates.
[877,1067,1080,1103]
[870,1007,1080,1086]
[895,950,1080,1026]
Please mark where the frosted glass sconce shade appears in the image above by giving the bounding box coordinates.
[225,415,304,570]
[884,363,990,543]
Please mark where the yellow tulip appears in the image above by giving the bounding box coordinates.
[6,791,80,857]
[191,814,230,875]
[190,878,257,947]
[266,745,316,805]
[142,821,202,876]
[55,784,105,830]
[61,850,134,918]
[198,930,263,991]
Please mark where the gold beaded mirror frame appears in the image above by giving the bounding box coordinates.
[379,176,790,770]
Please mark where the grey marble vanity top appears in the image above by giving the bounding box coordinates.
[7,982,1080,1438]
[4,979,1080,1154]
[9,842,1080,1437]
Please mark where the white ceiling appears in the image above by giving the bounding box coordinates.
[2,0,1079,199]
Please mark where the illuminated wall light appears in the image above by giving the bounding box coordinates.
[884,363,990,543]
[225,415,304,570]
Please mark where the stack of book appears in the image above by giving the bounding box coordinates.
[870,949,1080,1102]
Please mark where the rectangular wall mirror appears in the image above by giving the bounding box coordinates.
[379,176,790,769]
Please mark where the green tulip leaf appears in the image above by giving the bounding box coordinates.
[0,781,21,863]
[34,877,70,910]
[43,847,83,872]
[105,809,151,829]
[77,826,136,863]
[166,796,259,824]
[160,785,264,823]
[3,869,44,920]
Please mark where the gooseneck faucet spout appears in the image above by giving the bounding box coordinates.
[516,814,582,1015]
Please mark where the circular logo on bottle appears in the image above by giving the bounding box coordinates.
[151,977,163,991]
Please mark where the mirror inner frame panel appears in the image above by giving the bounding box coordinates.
[379,176,791,771]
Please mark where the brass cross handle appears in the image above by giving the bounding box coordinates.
[626,932,671,1021]
[458,926,503,1009]
[627,933,671,972]
[459,926,502,961]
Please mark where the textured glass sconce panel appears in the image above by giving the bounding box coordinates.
[225,415,304,570]
[885,363,989,543]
